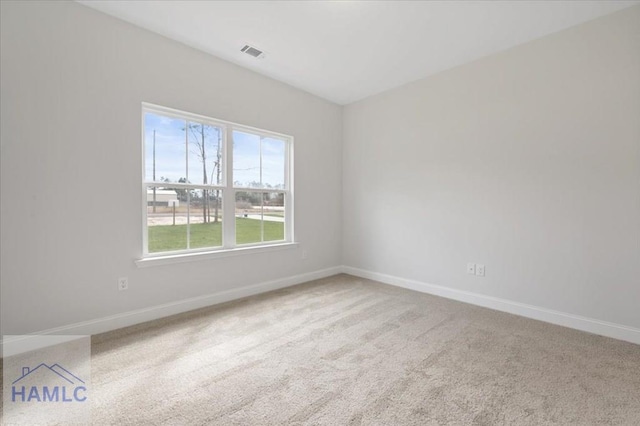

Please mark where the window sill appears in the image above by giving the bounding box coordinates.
[135,242,299,268]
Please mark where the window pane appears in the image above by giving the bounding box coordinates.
[263,193,285,242]
[144,112,186,183]
[262,138,286,189]
[233,130,261,188]
[187,123,223,186]
[189,189,223,249]
[235,191,262,244]
[147,186,187,253]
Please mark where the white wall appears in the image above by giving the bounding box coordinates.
[2,1,639,340]
[343,7,640,329]
[0,1,342,335]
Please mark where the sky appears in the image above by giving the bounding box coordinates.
[144,112,286,189]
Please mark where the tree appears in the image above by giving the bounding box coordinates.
[188,123,222,223]
[235,191,261,206]
[176,177,189,202]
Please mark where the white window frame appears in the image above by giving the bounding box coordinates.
[138,103,295,266]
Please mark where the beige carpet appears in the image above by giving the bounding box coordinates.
[7,274,640,424]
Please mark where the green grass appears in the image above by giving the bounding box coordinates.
[148,218,284,253]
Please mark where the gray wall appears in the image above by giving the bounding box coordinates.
[0,1,342,334]
[343,6,640,329]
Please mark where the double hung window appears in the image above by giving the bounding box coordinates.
[142,104,292,257]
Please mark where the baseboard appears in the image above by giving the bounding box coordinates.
[1,266,343,357]
[341,266,640,345]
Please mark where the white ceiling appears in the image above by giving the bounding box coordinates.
[78,1,638,105]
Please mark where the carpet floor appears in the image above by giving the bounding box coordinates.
[6,274,640,424]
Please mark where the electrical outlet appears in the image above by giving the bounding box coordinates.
[301,249,308,260]
[476,264,485,277]
[467,263,476,275]
[118,277,129,291]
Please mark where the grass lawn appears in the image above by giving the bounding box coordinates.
[148,218,284,253]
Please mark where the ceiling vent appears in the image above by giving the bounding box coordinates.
[241,44,265,59]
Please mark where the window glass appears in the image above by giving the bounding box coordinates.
[233,131,261,188]
[144,113,185,183]
[262,138,286,189]
[187,123,223,186]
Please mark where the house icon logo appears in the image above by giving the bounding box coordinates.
[11,363,88,403]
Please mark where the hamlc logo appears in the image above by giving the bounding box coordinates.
[11,364,87,403]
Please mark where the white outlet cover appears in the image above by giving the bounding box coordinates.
[476,264,485,276]
[118,277,128,290]
[467,263,476,274]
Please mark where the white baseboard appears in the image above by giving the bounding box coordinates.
[341,266,640,345]
[1,266,342,357]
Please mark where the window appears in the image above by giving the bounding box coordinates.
[142,104,292,257]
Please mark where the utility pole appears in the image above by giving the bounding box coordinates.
[214,128,221,223]
[201,124,209,223]
[152,129,157,213]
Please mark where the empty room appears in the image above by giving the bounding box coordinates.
[1,1,639,424]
